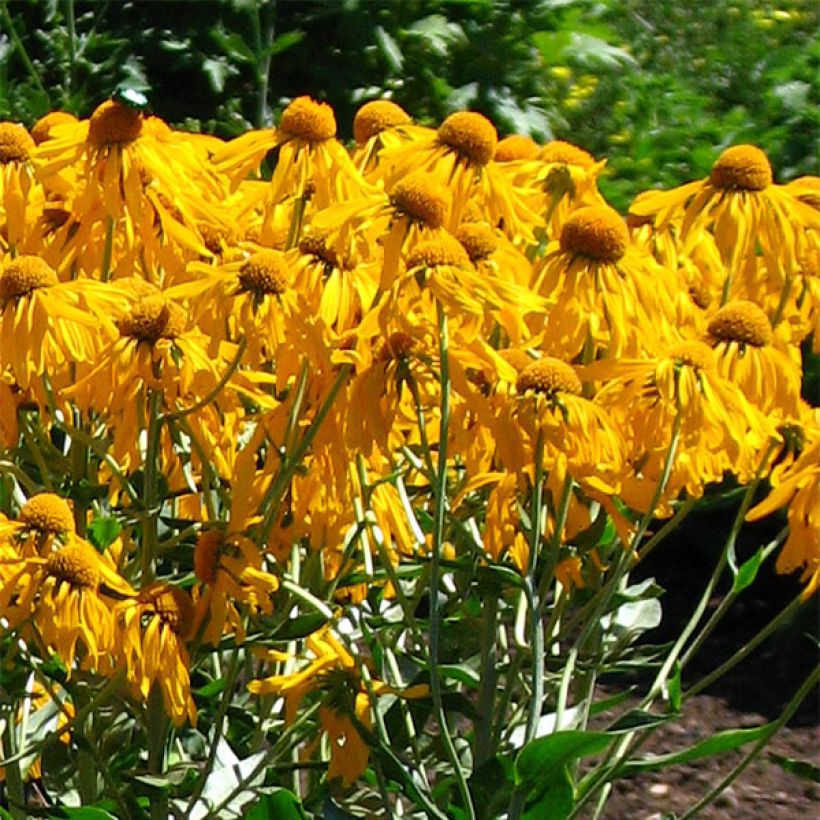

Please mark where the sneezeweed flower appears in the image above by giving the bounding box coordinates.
[706,300,802,420]
[352,99,413,174]
[312,170,453,291]
[67,286,227,463]
[531,205,678,360]
[591,340,773,514]
[629,144,820,296]
[377,111,540,242]
[192,529,279,646]
[117,583,197,726]
[248,625,426,786]
[0,255,112,398]
[0,121,37,251]
[296,227,379,333]
[494,134,540,162]
[214,95,368,211]
[747,436,820,599]
[510,356,623,484]
[0,534,132,673]
[12,492,76,554]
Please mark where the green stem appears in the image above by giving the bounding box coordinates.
[684,593,804,701]
[146,685,169,820]
[1,721,27,820]
[0,1,49,100]
[141,389,163,584]
[101,215,115,282]
[428,303,476,819]
[680,663,820,820]
[474,593,499,767]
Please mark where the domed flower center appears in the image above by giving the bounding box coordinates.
[707,301,772,347]
[88,100,143,147]
[20,493,75,537]
[299,229,345,268]
[437,112,498,167]
[668,340,715,372]
[31,111,78,145]
[516,357,582,397]
[353,100,411,144]
[139,584,194,638]
[540,140,595,168]
[118,295,185,344]
[238,250,289,295]
[390,172,451,229]
[709,145,772,191]
[194,531,225,585]
[0,122,35,163]
[379,331,417,362]
[279,96,337,143]
[45,542,101,590]
[799,247,820,278]
[494,135,539,162]
[456,223,498,262]
[560,206,629,263]
[0,256,59,302]
[406,236,471,270]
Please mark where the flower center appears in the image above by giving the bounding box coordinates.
[406,236,471,270]
[118,295,185,343]
[139,584,195,638]
[45,542,100,590]
[437,111,498,167]
[238,250,289,295]
[0,122,35,163]
[456,223,499,262]
[279,96,337,143]
[30,111,77,145]
[390,172,451,229]
[194,531,225,585]
[799,247,820,278]
[560,206,629,263]
[353,100,411,143]
[494,134,539,162]
[0,256,59,302]
[299,229,347,269]
[709,145,772,191]
[707,301,772,347]
[667,340,715,372]
[20,493,75,537]
[379,332,416,362]
[516,358,582,397]
[539,140,595,168]
[88,100,143,147]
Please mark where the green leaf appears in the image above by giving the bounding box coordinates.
[437,663,481,690]
[733,547,765,593]
[262,31,305,60]
[607,708,677,733]
[272,612,327,641]
[374,25,403,72]
[58,809,118,819]
[621,723,772,774]
[246,790,306,820]
[88,515,122,551]
[521,766,574,820]
[768,753,820,783]
[469,755,515,819]
[195,678,227,699]
[515,731,611,793]
[667,661,682,712]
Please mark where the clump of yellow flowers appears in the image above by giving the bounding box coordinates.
[0,96,816,818]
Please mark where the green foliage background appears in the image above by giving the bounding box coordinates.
[1,0,818,209]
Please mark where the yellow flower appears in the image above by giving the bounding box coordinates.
[352,99,413,175]
[0,534,131,672]
[192,529,279,646]
[531,206,679,360]
[116,583,197,726]
[747,436,820,599]
[706,300,802,420]
[629,145,820,296]
[0,121,37,251]
[0,255,109,398]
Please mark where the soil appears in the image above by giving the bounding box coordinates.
[588,506,820,818]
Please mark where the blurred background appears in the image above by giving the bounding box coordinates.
[1,0,818,209]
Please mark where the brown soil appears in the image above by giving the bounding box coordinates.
[590,506,819,819]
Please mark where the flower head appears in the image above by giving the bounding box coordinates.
[279,96,336,143]
[353,100,411,144]
[437,111,498,167]
[0,122,34,163]
[87,99,144,147]
[390,172,451,229]
[709,144,772,191]
[560,206,629,263]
